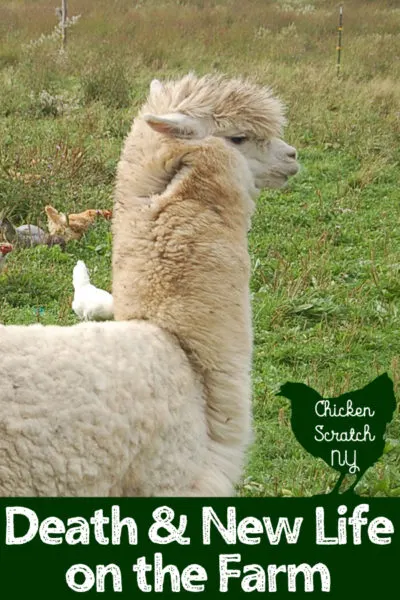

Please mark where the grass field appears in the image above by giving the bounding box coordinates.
[0,0,399,496]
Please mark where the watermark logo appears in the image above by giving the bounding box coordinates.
[277,372,397,495]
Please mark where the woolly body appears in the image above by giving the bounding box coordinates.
[0,321,206,496]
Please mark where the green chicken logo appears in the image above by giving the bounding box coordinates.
[277,373,397,496]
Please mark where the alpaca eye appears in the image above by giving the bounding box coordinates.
[229,136,247,145]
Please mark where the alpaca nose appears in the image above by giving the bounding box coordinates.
[287,147,297,159]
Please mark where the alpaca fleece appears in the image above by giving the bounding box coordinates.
[0,321,207,496]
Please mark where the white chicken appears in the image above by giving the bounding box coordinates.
[71,260,114,321]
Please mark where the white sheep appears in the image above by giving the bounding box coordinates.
[0,73,299,496]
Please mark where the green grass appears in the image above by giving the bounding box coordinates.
[0,0,399,497]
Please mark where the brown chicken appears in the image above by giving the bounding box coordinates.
[45,206,112,242]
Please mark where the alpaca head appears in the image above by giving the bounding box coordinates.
[142,73,299,194]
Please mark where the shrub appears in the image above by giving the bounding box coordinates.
[81,63,132,108]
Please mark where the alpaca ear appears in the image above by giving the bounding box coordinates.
[149,79,163,95]
[143,113,208,139]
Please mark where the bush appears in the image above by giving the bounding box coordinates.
[81,63,132,108]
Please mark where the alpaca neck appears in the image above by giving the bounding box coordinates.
[112,135,253,450]
[116,119,183,199]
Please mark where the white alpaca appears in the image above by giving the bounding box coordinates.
[0,74,299,496]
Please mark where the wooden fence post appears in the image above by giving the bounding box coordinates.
[336,5,343,77]
[61,0,68,52]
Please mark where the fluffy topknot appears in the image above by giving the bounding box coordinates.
[142,73,286,140]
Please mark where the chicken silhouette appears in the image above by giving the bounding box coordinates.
[277,373,397,495]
